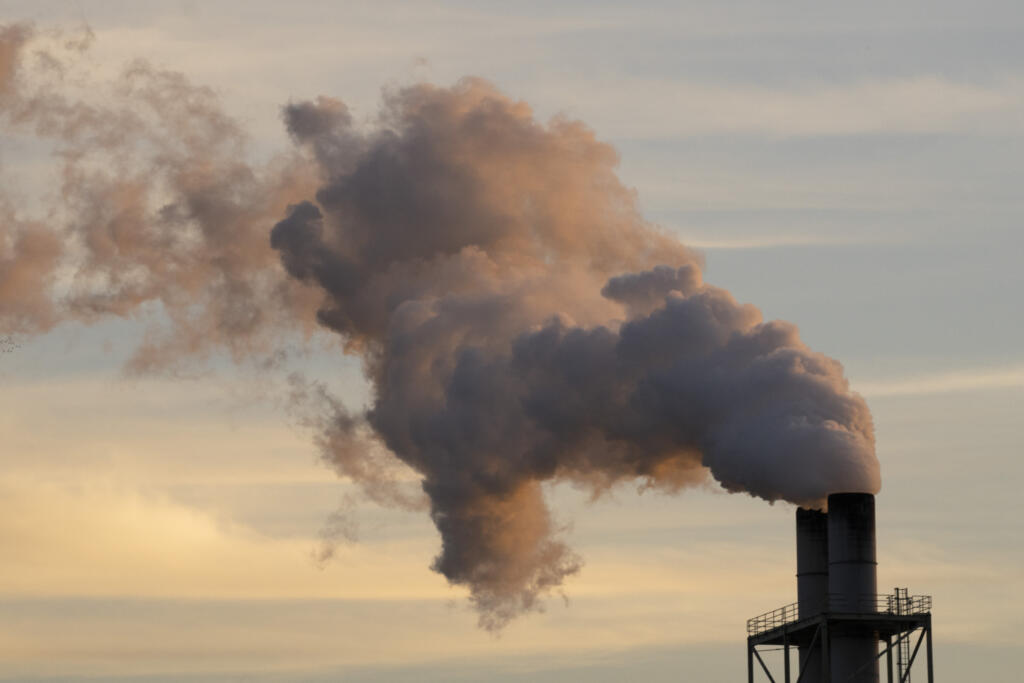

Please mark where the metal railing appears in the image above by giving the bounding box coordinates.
[747,592,932,636]
[884,592,932,616]
[747,601,800,636]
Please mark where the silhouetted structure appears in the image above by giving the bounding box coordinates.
[746,493,934,682]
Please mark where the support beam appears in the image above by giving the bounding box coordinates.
[848,630,914,683]
[822,620,830,683]
[900,630,927,683]
[784,628,791,683]
[926,616,934,683]
[795,624,822,683]
[885,636,894,683]
[745,607,932,683]
[753,648,777,683]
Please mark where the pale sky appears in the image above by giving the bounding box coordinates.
[1,1,1022,681]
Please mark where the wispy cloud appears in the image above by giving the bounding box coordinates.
[537,76,1024,139]
[0,475,446,601]
[857,364,1024,397]
[679,233,890,250]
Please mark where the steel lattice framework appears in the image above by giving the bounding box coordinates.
[746,590,934,683]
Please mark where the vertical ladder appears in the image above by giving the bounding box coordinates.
[895,587,912,682]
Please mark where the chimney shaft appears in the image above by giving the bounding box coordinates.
[827,492,879,683]
[796,507,828,682]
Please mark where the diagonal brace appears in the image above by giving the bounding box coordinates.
[753,647,777,683]
[794,623,822,683]
[844,629,916,682]
[900,629,927,683]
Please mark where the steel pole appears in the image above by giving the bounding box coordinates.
[784,628,791,683]
[926,616,934,683]
[885,636,894,683]
[822,620,830,683]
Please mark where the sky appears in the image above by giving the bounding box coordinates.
[1,1,1023,680]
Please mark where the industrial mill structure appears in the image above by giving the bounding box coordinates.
[746,493,934,682]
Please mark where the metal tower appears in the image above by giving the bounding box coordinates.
[745,494,935,683]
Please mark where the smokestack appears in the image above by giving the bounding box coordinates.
[827,492,879,683]
[796,507,828,681]
[751,494,934,682]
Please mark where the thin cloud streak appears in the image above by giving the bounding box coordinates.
[857,364,1024,397]
[677,233,897,250]
[535,75,1024,140]
[0,475,444,601]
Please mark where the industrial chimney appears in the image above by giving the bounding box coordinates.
[747,493,935,683]
[796,508,828,681]
[827,493,879,682]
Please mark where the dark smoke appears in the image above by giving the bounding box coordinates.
[0,25,879,630]
[271,80,878,627]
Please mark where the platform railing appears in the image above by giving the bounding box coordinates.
[747,593,932,636]
[746,601,800,636]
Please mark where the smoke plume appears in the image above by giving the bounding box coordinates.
[0,24,879,629]
[0,23,320,370]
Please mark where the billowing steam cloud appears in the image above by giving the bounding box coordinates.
[1,24,879,630]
